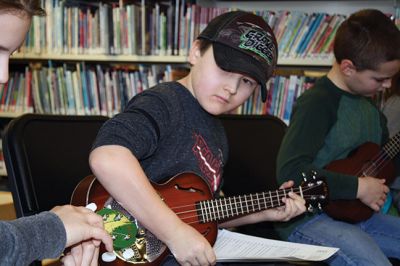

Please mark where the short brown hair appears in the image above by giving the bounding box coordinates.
[0,0,45,17]
[334,9,400,71]
[197,38,212,55]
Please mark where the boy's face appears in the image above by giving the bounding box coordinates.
[347,60,400,97]
[186,41,259,115]
[0,12,31,84]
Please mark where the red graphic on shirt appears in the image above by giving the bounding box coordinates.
[192,133,223,192]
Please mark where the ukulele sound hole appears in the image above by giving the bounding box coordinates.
[174,184,205,194]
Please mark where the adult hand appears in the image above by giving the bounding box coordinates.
[51,205,113,252]
[60,241,100,266]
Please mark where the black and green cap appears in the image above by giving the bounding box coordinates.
[198,11,278,102]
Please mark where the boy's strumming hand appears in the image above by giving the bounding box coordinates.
[166,222,216,266]
[357,177,389,211]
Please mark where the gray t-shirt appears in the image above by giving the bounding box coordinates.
[0,211,66,265]
[93,81,228,193]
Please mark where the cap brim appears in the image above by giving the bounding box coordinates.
[212,43,268,102]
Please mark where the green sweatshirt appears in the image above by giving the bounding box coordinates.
[275,75,389,240]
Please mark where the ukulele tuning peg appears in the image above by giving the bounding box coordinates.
[318,202,322,210]
[307,205,314,212]
[301,172,307,182]
[311,170,318,179]
[101,252,116,263]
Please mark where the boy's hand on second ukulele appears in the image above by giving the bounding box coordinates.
[358,177,389,211]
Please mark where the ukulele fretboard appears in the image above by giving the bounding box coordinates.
[196,188,297,223]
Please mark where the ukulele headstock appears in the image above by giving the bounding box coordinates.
[300,171,329,213]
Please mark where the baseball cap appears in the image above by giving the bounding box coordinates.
[198,11,278,102]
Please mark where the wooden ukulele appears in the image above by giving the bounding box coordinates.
[323,131,400,223]
[71,172,328,265]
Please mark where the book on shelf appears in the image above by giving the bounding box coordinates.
[0,140,6,176]
[281,11,306,57]
[303,13,330,57]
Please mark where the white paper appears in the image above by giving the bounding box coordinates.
[214,229,339,262]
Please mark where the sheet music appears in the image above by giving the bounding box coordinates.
[214,229,339,262]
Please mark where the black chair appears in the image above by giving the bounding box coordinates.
[3,114,108,219]
[219,114,287,240]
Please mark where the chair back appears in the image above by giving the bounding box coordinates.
[3,114,108,218]
[219,114,287,196]
[219,114,287,239]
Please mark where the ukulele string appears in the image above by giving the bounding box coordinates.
[371,136,400,172]
[386,133,400,157]
[169,185,322,223]
[359,133,400,176]
[358,149,392,177]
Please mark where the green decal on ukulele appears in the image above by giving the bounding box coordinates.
[97,208,137,250]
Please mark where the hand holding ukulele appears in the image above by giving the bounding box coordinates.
[220,180,307,229]
[357,177,389,212]
[265,181,307,222]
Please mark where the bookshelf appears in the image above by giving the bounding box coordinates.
[3,0,399,128]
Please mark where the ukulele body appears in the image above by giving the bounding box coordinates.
[324,142,395,223]
[71,173,217,266]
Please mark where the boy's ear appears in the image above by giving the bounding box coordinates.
[188,40,202,65]
[340,59,357,76]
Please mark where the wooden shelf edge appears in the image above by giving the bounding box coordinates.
[278,57,334,66]
[11,54,188,63]
[11,53,334,66]
[0,112,28,118]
